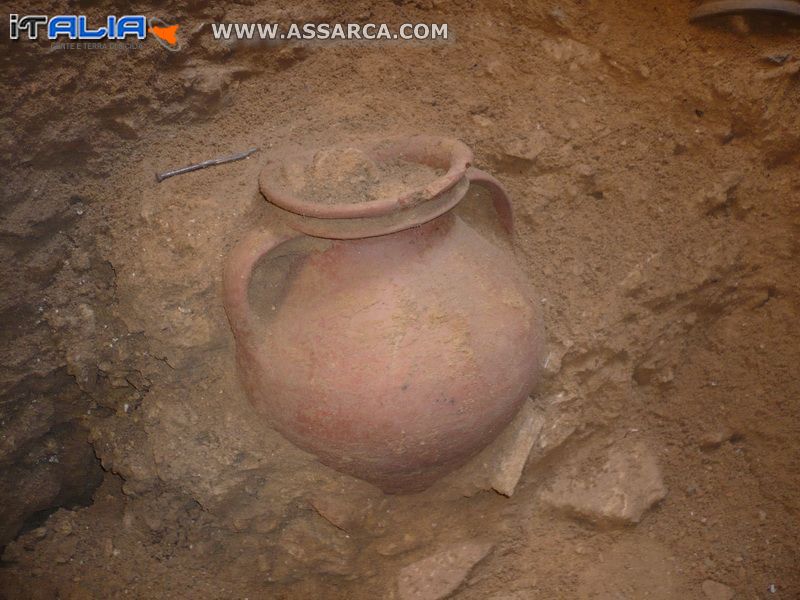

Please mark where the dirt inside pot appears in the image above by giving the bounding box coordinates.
[279,146,445,204]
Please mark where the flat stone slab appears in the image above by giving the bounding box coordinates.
[489,400,544,496]
[540,439,667,527]
[397,541,493,600]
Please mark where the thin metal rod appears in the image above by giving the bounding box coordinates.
[155,147,260,183]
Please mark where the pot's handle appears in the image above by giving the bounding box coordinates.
[223,228,302,346]
[466,167,514,233]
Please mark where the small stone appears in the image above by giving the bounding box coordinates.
[122,509,136,529]
[541,38,600,67]
[257,554,270,573]
[376,532,424,557]
[397,541,493,600]
[272,517,357,580]
[109,117,138,140]
[543,349,564,376]
[700,427,734,450]
[97,361,112,373]
[500,130,553,163]
[487,593,533,600]
[111,375,131,389]
[696,173,741,215]
[621,265,646,295]
[54,519,73,536]
[484,59,505,77]
[574,163,595,178]
[472,114,493,128]
[727,15,749,35]
[702,579,735,600]
[142,512,163,532]
[540,440,667,526]
[71,248,91,271]
[763,54,790,65]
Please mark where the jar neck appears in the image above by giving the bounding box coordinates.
[277,175,470,241]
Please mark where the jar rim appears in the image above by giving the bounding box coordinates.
[258,135,474,221]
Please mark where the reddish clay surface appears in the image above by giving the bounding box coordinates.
[224,138,543,492]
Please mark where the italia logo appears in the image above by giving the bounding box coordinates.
[8,14,181,50]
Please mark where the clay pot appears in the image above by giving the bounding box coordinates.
[224,136,544,493]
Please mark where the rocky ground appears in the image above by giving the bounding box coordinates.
[1,1,799,598]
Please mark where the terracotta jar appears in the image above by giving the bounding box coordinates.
[223,136,544,493]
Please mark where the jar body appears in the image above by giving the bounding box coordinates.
[233,211,543,492]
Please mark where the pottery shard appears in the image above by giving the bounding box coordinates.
[449,399,545,497]
[490,400,544,496]
[540,440,667,526]
[702,580,735,600]
[397,541,493,600]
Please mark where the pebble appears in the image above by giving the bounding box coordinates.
[376,532,424,557]
[702,579,735,600]
[500,130,552,163]
[142,511,163,532]
[727,15,750,35]
[55,520,73,536]
[700,427,734,450]
[257,554,270,573]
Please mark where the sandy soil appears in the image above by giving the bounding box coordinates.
[1,1,799,598]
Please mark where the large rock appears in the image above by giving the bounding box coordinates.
[397,541,493,600]
[540,439,667,527]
